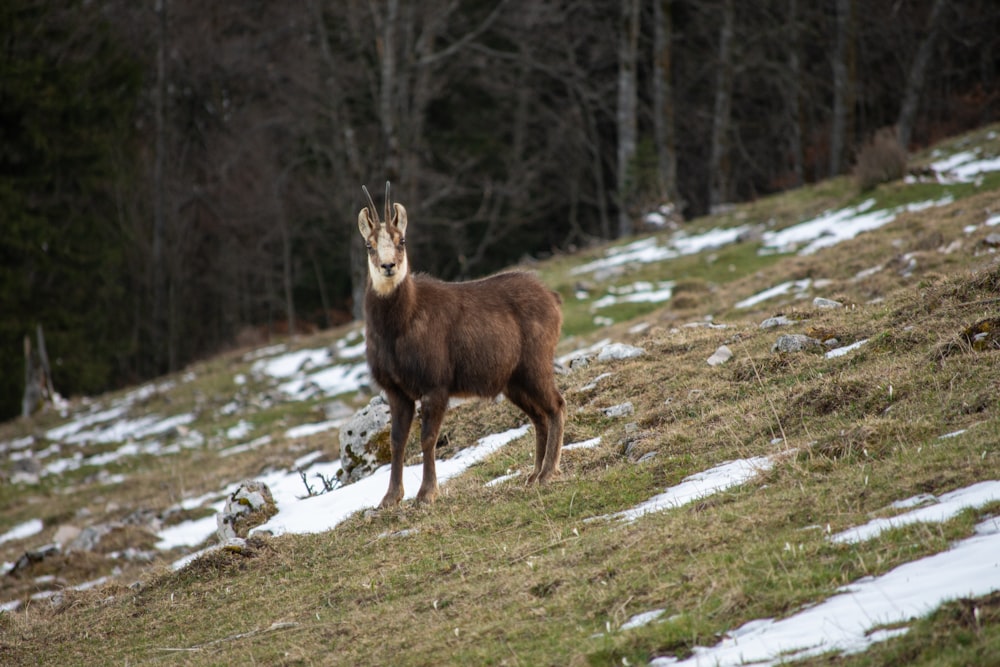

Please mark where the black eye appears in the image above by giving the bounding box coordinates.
[399,238,406,246]
[365,242,373,251]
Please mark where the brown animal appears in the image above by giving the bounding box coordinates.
[358,183,566,507]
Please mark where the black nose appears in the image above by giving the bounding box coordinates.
[381,262,395,273]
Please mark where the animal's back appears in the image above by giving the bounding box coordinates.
[369,271,561,400]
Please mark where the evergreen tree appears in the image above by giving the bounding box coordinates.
[0,1,142,419]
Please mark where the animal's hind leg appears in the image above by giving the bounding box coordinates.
[416,391,448,504]
[504,384,549,484]
[535,389,566,484]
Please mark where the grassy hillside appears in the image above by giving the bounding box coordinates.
[2,125,1000,666]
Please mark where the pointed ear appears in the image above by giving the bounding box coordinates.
[391,203,408,236]
[358,208,375,238]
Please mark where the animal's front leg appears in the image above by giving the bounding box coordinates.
[380,393,415,508]
[415,391,448,504]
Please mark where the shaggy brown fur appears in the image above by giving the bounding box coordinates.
[358,186,565,507]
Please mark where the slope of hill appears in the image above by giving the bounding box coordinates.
[2,125,1000,665]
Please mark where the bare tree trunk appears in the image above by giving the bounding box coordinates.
[708,0,735,210]
[35,325,55,401]
[829,0,854,177]
[785,0,805,187]
[897,0,948,150]
[23,326,57,418]
[616,0,639,237]
[276,190,296,336]
[151,0,169,371]
[22,336,39,418]
[653,0,678,205]
[378,0,401,181]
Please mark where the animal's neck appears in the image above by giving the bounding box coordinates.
[365,273,416,331]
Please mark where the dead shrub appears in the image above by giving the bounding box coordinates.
[854,127,907,191]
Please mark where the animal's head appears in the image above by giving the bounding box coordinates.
[358,182,409,295]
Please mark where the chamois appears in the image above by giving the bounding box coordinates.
[358,183,566,507]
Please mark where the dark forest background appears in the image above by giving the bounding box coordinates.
[2,0,998,420]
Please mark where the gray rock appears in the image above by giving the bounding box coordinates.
[338,395,393,484]
[759,315,794,329]
[602,402,635,418]
[8,543,60,576]
[707,345,733,366]
[216,480,278,541]
[69,525,112,552]
[772,334,823,354]
[52,525,82,547]
[813,297,843,309]
[983,232,1000,248]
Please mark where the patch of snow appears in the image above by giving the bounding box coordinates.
[564,437,602,451]
[986,213,1000,227]
[593,457,774,523]
[485,470,522,487]
[891,493,937,510]
[735,279,812,309]
[597,343,645,361]
[571,226,750,276]
[59,412,195,446]
[0,435,35,454]
[572,238,677,275]
[277,361,369,400]
[252,347,332,379]
[936,153,1000,182]
[931,150,979,173]
[579,373,613,391]
[760,197,954,256]
[672,226,749,255]
[226,420,253,440]
[830,480,1000,544]
[651,516,1000,667]
[620,608,666,631]
[592,281,674,309]
[286,420,344,439]
[825,339,869,358]
[0,519,44,546]
[45,405,129,442]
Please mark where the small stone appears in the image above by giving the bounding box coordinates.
[760,315,793,329]
[8,543,60,576]
[982,232,1000,248]
[707,345,733,366]
[217,480,278,541]
[772,334,823,354]
[52,525,82,547]
[221,537,248,554]
[813,297,843,309]
[602,402,635,418]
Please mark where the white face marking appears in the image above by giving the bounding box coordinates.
[367,226,408,295]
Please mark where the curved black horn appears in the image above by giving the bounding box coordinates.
[361,185,380,224]
[384,181,391,224]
